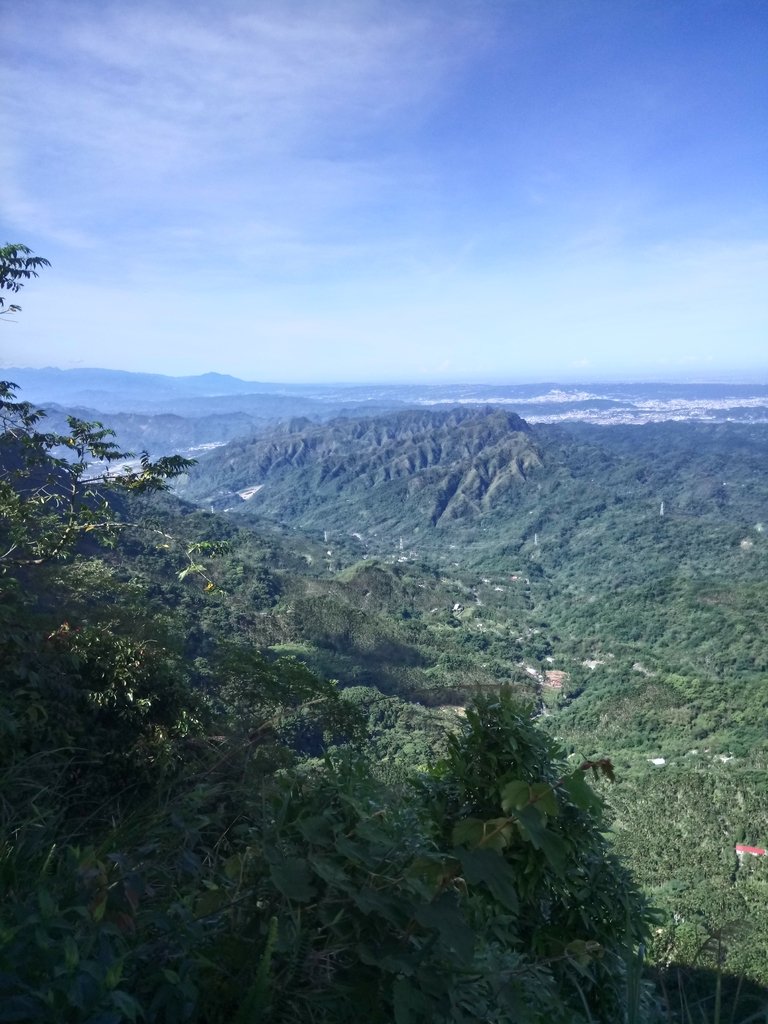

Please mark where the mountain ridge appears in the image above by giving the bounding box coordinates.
[181,406,540,527]
[8,367,768,426]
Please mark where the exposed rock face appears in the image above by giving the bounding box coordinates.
[182,407,543,529]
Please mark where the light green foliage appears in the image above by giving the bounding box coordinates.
[0,381,193,567]
[0,243,50,317]
[608,764,768,984]
[0,393,206,812]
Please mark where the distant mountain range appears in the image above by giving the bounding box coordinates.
[3,367,353,420]
[6,368,768,464]
[6,367,768,428]
[178,406,768,576]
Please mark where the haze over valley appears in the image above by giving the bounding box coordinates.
[8,366,768,463]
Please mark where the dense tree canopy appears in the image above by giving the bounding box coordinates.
[3,244,767,1020]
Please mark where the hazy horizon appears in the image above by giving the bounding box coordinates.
[5,363,768,390]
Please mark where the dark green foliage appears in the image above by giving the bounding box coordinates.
[211,696,649,1024]
[336,686,457,777]
[1,695,653,1024]
[607,763,768,985]
[1,367,663,1021]
[4,249,766,1018]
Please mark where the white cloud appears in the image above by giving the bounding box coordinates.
[2,1,486,259]
[3,2,765,380]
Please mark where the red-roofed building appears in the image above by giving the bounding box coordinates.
[544,670,568,689]
[735,844,766,857]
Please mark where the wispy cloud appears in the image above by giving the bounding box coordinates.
[3,1,765,380]
[2,1,486,266]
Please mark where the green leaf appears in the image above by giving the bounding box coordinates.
[307,854,351,889]
[334,834,372,867]
[110,989,142,1022]
[514,804,546,844]
[354,816,392,845]
[452,817,486,848]
[530,782,559,817]
[359,943,414,976]
[223,852,243,880]
[37,888,55,918]
[63,934,79,969]
[269,858,315,902]
[536,829,567,876]
[195,888,226,917]
[414,893,474,963]
[406,855,458,896]
[105,960,124,990]
[479,817,514,851]
[500,779,530,812]
[566,939,603,969]
[91,894,107,922]
[352,886,402,925]
[393,977,430,1024]
[562,771,603,813]
[457,848,519,912]
[512,806,568,873]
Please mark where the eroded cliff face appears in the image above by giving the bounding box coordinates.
[179,406,543,530]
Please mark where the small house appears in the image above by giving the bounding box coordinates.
[735,844,767,858]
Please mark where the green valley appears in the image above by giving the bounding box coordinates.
[4,354,768,1020]
[175,405,768,1016]
[0,385,655,1023]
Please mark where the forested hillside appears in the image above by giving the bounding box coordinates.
[4,248,768,1020]
[1,375,664,1023]
[180,408,768,761]
[181,410,768,574]
[174,401,768,1016]
[179,407,541,527]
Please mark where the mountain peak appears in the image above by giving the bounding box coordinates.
[181,406,541,530]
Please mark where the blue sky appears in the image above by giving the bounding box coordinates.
[2,0,766,382]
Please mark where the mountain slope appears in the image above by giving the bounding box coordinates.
[179,411,768,577]
[38,404,263,456]
[180,406,542,528]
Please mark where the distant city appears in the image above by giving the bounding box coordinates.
[7,367,768,428]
